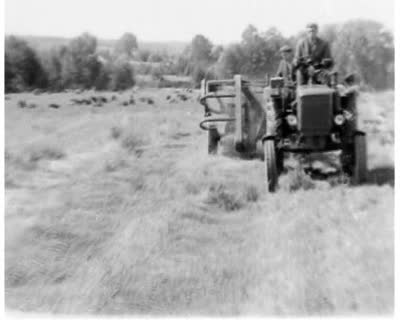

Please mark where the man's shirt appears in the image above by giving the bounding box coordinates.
[294,37,332,66]
[276,60,294,81]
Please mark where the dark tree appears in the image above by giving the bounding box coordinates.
[60,33,101,88]
[5,36,47,92]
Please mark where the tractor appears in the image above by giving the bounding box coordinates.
[199,58,367,192]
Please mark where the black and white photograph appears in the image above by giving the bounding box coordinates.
[3,0,396,316]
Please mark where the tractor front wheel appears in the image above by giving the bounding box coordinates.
[264,139,278,192]
[352,133,367,184]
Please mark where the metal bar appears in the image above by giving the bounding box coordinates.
[234,75,243,146]
[200,79,206,95]
[206,79,235,86]
[199,117,235,131]
[202,93,235,99]
[242,82,268,88]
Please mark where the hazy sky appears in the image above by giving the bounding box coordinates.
[5,0,395,43]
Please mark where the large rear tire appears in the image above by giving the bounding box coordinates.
[352,133,367,184]
[276,149,284,174]
[264,139,278,192]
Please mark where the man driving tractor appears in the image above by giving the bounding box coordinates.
[294,23,334,84]
[268,24,335,149]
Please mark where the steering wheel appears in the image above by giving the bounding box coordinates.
[296,57,332,70]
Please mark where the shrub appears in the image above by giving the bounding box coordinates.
[110,126,123,139]
[18,100,27,108]
[177,93,188,101]
[121,135,146,152]
[137,49,151,62]
[28,143,66,162]
[148,52,164,63]
[110,123,149,153]
[150,66,164,81]
[109,60,135,91]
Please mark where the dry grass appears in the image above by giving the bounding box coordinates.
[110,123,150,153]
[5,140,66,189]
[279,164,316,192]
[204,180,259,211]
[4,89,394,315]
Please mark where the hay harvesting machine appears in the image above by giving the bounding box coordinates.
[199,61,367,192]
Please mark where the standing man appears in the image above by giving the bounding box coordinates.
[294,23,333,84]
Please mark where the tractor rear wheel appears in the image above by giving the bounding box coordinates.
[352,133,367,184]
[264,139,278,192]
[276,148,284,174]
[208,126,220,155]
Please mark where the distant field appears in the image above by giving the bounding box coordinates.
[12,35,188,55]
[4,88,394,315]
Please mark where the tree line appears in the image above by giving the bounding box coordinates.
[4,19,394,93]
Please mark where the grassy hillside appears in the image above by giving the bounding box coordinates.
[4,89,394,315]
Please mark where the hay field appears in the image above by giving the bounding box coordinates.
[4,88,394,315]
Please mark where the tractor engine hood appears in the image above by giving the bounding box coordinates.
[297,85,335,136]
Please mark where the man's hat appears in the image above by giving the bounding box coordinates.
[306,23,318,30]
[280,45,292,53]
